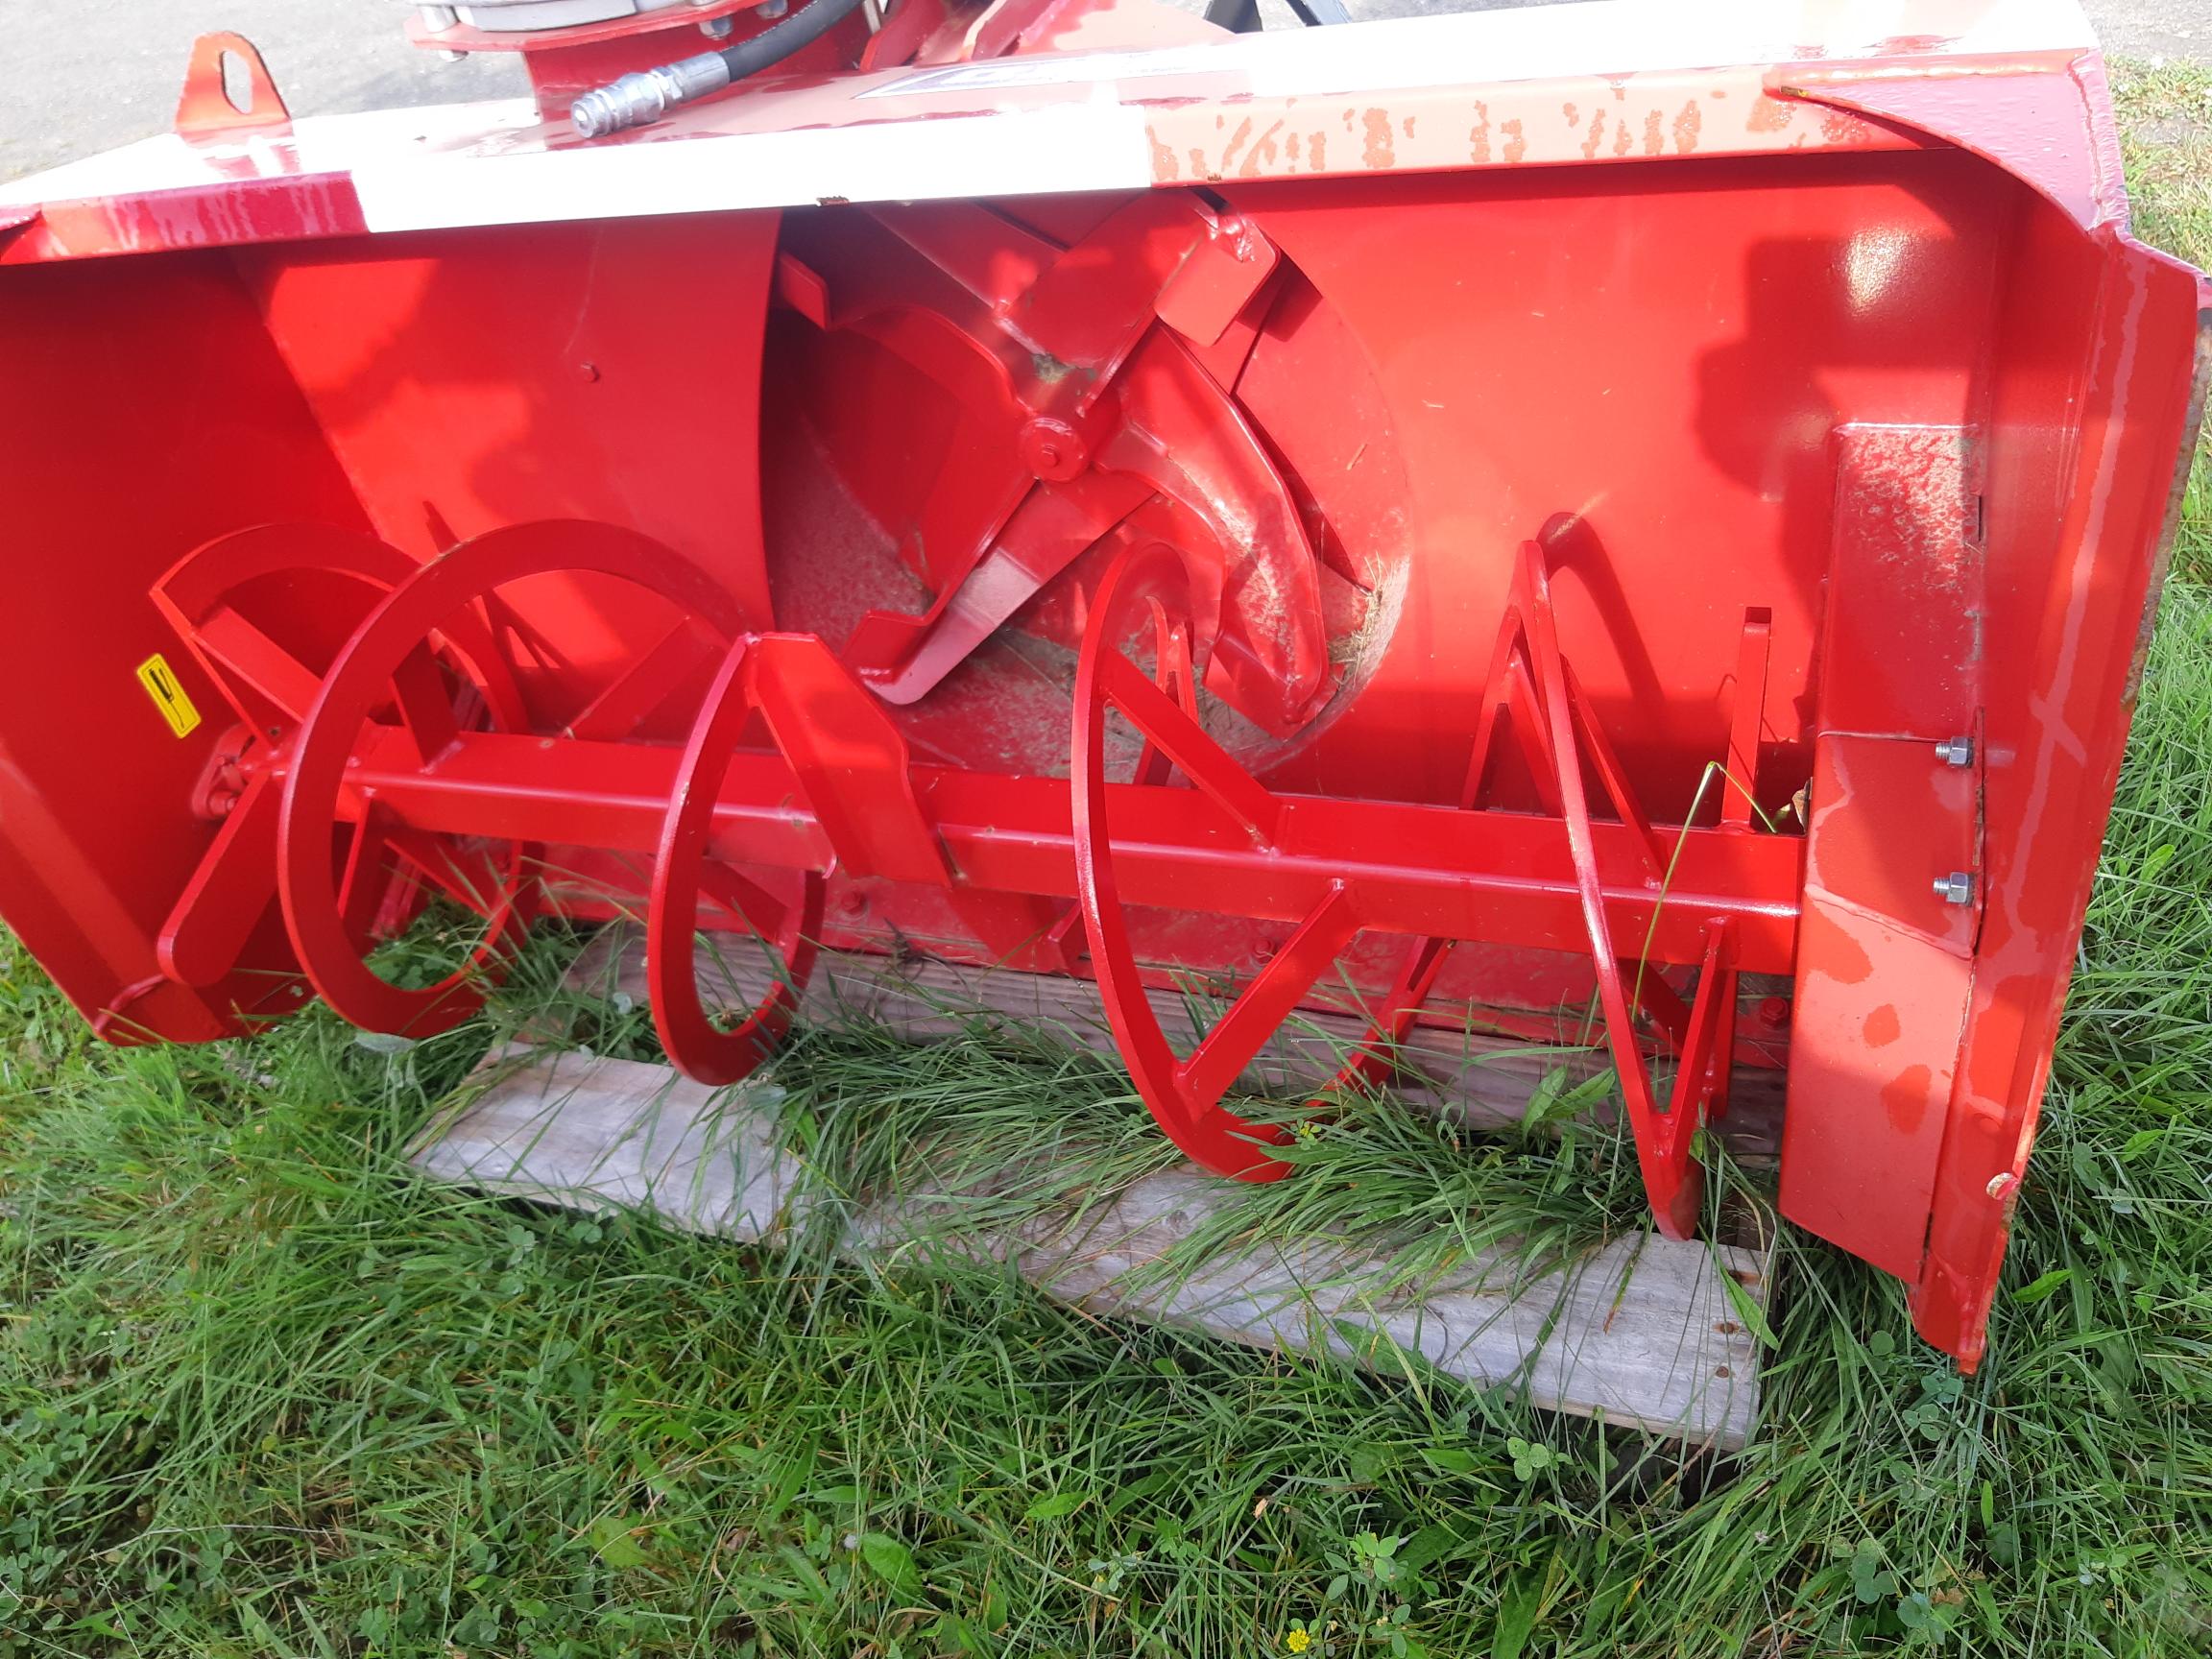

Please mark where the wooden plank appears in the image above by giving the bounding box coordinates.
[413,1047,1770,1449]
[565,925,1783,1158]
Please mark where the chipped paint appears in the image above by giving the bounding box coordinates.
[1673,99,1703,153]
[1746,93,1796,132]
[1581,108,1609,158]
[1362,108,1396,168]
[1149,129,1179,180]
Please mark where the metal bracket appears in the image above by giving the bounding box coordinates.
[175,34,293,136]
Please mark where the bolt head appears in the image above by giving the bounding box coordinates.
[1933,871,1975,905]
[1935,735,1975,768]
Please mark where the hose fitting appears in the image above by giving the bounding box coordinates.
[570,0,866,138]
[571,53,733,138]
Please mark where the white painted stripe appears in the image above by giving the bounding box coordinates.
[0,0,2096,223]
[861,0,2097,104]
[0,99,545,211]
[349,101,1152,233]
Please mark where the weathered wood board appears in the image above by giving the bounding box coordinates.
[565,926,1783,1159]
[412,1046,1769,1449]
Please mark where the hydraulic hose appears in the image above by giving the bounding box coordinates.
[571,0,867,138]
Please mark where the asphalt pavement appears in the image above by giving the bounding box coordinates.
[3,0,2206,183]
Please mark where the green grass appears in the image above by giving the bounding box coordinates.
[5,63,2212,1659]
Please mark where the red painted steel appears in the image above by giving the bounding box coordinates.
[0,2,2203,1371]
[650,637,827,1086]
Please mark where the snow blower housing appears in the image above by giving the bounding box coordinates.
[0,0,2202,1371]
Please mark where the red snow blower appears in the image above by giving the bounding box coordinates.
[0,0,2201,1371]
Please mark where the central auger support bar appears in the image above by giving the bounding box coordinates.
[150,515,1799,1238]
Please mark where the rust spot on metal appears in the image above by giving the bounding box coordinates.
[1563,101,1578,125]
[1309,129,1327,170]
[1361,108,1395,168]
[1882,1063,1935,1133]
[1469,100,1491,163]
[1643,109,1665,156]
[1715,1364,1733,1379]
[1612,117,1634,157]
[1501,117,1526,163]
[1673,99,1702,154]
[1746,95,1794,133]
[1188,146,1208,179]
[1581,108,1606,158]
[1402,114,1415,138]
[1715,1320,1743,1334]
[1286,131,1302,165]
[1863,1003,1901,1047]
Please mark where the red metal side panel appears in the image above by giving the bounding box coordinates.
[238,213,781,731]
[1911,232,2209,1367]
[1780,734,1977,1281]
[0,251,372,1037]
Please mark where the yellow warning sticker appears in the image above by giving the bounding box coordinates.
[135,653,202,739]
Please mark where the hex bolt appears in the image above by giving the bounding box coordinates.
[1935,734,1975,768]
[700,13,736,36]
[759,0,791,14]
[1934,871,1975,905]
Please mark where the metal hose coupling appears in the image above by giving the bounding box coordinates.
[570,53,733,138]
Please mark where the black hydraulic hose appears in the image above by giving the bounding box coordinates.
[571,0,868,138]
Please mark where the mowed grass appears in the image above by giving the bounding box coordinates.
[5,68,2212,1659]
